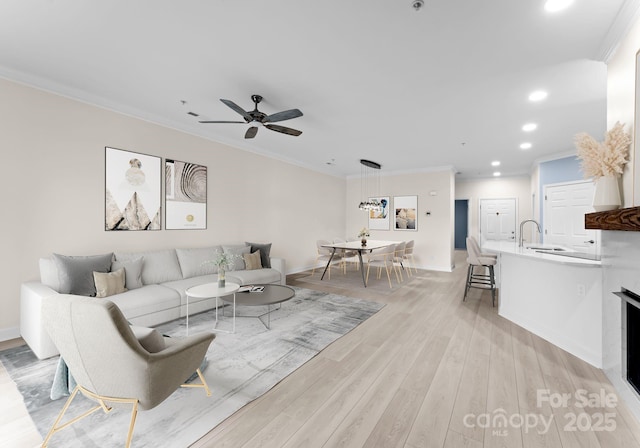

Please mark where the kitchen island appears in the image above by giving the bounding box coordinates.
[482,240,603,367]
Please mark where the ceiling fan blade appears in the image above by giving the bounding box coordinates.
[199,120,246,124]
[265,124,302,136]
[264,108,303,123]
[220,99,252,121]
[245,126,259,139]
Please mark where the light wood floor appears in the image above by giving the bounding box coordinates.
[3,251,640,447]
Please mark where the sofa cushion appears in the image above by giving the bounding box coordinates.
[161,274,219,300]
[53,253,113,296]
[111,257,144,290]
[245,242,272,268]
[176,246,223,278]
[114,249,183,285]
[243,251,262,270]
[94,268,127,298]
[222,245,251,270]
[108,284,181,319]
[226,268,281,286]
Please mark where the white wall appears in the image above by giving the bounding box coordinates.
[345,169,455,272]
[455,176,533,243]
[607,17,640,206]
[0,78,346,338]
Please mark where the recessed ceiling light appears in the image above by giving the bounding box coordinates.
[491,161,500,167]
[522,123,537,132]
[520,142,532,150]
[528,90,548,102]
[544,0,573,13]
[493,172,501,177]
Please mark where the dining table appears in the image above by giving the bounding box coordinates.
[320,240,397,287]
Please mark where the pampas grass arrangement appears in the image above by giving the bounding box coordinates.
[574,122,631,179]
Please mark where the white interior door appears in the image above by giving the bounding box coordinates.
[479,198,516,243]
[544,181,599,254]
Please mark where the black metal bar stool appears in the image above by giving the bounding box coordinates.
[463,237,497,306]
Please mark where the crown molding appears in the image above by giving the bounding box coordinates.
[596,0,640,63]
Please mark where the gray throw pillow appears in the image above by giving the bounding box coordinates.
[111,257,144,290]
[222,245,251,270]
[245,242,272,268]
[53,253,113,297]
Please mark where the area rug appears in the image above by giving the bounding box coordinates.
[0,287,383,448]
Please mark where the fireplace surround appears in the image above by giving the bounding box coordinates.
[615,288,640,398]
[601,229,640,421]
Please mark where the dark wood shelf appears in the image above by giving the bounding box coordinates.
[585,206,640,231]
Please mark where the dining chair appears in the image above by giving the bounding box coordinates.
[312,239,343,279]
[333,237,359,273]
[366,244,400,288]
[392,241,407,281]
[403,240,417,274]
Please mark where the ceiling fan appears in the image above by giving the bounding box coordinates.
[199,94,303,139]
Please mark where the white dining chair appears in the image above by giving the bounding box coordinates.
[403,240,417,274]
[312,239,343,279]
[392,241,407,281]
[366,244,400,288]
[334,237,359,273]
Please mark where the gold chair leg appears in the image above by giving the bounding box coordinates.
[180,368,212,396]
[384,263,392,288]
[125,401,138,448]
[42,385,138,448]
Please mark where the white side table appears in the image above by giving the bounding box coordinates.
[185,282,240,334]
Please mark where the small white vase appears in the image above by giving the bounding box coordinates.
[592,175,621,212]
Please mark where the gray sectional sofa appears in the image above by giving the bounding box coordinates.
[20,244,285,359]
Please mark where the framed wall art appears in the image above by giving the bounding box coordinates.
[105,147,161,231]
[394,195,418,231]
[368,196,390,230]
[165,159,207,229]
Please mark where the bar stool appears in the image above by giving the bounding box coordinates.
[463,237,497,306]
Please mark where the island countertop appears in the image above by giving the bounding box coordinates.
[478,239,603,367]
[481,240,601,267]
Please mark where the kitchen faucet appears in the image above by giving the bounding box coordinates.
[519,219,541,247]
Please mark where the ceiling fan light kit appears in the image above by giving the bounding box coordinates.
[199,94,303,139]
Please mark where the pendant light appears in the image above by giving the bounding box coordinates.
[358,159,382,211]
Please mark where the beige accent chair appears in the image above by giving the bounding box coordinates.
[464,237,497,306]
[42,295,215,447]
[311,239,343,279]
[366,244,400,288]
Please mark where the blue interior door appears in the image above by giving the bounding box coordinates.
[454,200,468,249]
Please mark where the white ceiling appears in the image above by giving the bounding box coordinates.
[0,0,637,179]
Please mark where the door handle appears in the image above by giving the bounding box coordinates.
[584,240,595,244]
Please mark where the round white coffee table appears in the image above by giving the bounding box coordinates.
[185,282,240,334]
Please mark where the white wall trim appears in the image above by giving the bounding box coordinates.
[597,0,640,63]
[533,151,577,166]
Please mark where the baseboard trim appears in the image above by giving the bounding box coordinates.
[0,326,20,342]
